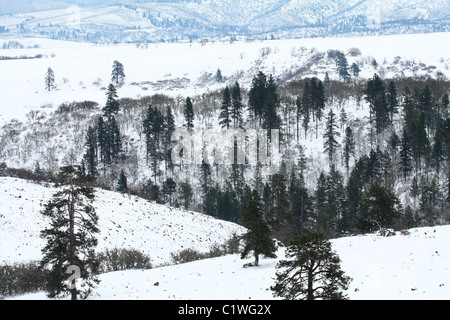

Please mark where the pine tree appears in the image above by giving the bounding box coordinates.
[215,68,223,83]
[364,74,389,139]
[248,71,267,126]
[343,126,355,175]
[271,232,351,300]
[45,67,56,91]
[350,62,360,77]
[184,97,194,134]
[336,52,350,81]
[83,126,98,177]
[219,87,232,129]
[109,116,122,160]
[103,84,119,117]
[387,80,399,122]
[162,178,177,205]
[263,75,282,130]
[362,182,402,232]
[323,109,340,166]
[240,190,277,267]
[40,166,100,300]
[111,60,125,84]
[268,173,291,237]
[116,169,127,191]
[178,181,193,210]
[288,169,313,234]
[231,81,243,129]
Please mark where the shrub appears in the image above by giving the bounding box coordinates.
[0,261,49,298]
[97,248,152,273]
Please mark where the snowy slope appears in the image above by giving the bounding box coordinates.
[0,177,246,267]
[9,221,450,300]
[0,32,449,128]
[1,0,449,41]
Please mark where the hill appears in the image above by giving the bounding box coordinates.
[0,176,245,267]
[0,0,449,42]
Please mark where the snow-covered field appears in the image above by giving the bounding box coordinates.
[1,177,449,300]
[0,32,449,126]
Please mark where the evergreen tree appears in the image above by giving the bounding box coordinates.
[96,116,106,168]
[336,52,350,81]
[109,116,122,160]
[111,60,125,85]
[288,169,313,234]
[103,84,119,117]
[178,181,193,210]
[361,182,402,232]
[343,126,355,175]
[364,74,389,138]
[323,109,340,166]
[350,62,360,77]
[248,71,267,125]
[219,87,232,129]
[83,126,98,177]
[271,232,351,300]
[231,81,243,129]
[203,184,219,216]
[387,80,399,122]
[263,75,282,130]
[45,67,56,91]
[399,128,412,181]
[215,68,223,83]
[162,178,177,205]
[240,190,277,267]
[116,169,127,191]
[40,166,99,300]
[163,106,176,171]
[268,173,291,241]
[184,97,194,134]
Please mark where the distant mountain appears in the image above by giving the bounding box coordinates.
[0,0,449,42]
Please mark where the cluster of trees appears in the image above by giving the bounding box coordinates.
[78,70,449,244]
[83,84,124,177]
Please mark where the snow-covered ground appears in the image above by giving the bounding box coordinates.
[0,32,449,126]
[1,177,449,300]
[0,177,245,267]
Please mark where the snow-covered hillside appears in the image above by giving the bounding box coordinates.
[0,0,449,42]
[0,177,245,267]
[0,32,449,128]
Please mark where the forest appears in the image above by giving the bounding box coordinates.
[1,66,449,245]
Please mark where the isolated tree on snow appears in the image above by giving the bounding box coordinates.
[240,190,277,267]
[111,60,125,84]
[40,166,100,300]
[45,67,56,91]
[271,232,351,300]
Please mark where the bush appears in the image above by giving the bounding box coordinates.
[97,248,152,273]
[170,233,244,265]
[170,248,207,265]
[0,261,49,298]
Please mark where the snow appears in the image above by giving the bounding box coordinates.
[2,177,450,300]
[0,177,246,267]
[0,32,449,127]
